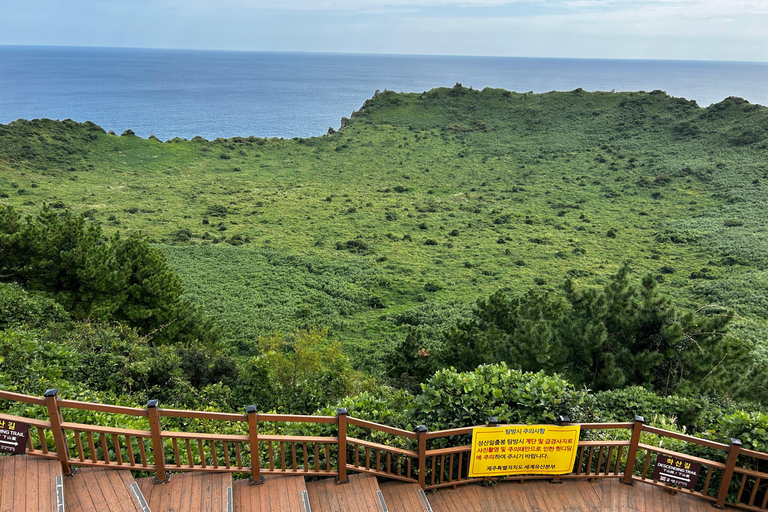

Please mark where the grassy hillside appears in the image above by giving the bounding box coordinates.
[1,85,767,369]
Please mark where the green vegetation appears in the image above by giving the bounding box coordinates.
[1,87,768,442]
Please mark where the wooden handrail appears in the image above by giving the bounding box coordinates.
[160,431,249,442]
[578,440,631,447]
[740,446,768,462]
[731,465,768,480]
[346,437,418,458]
[158,408,245,422]
[5,386,768,511]
[426,445,471,457]
[641,424,731,451]
[0,412,51,429]
[258,413,337,424]
[0,390,46,405]
[636,443,728,469]
[60,422,150,437]
[57,399,149,417]
[426,426,476,439]
[259,435,339,443]
[347,417,419,439]
[577,422,634,430]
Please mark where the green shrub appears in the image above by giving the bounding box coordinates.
[413,363,586,430]
[0,283,70,329]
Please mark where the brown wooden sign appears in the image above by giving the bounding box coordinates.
[0,417,28,455]
[651,455,701,489]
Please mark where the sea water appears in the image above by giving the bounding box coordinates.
[1,45,767,140]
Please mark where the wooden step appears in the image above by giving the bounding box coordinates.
[0,455,64,511]
[136,471,233,512]
[232,474,309,511]
[379,481,433,512]
[63,467,145,512]
[306,473,385,512]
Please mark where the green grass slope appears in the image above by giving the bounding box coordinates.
[1,86,767,368]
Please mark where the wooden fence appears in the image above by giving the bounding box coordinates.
[2,389,767,510]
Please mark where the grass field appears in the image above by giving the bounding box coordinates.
[2,86,767,371]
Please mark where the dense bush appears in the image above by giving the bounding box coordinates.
[257,327,359,414]
[420,264,742,398]
[0,283,70,329]
[413,363,586,430]
[0,205,214,344]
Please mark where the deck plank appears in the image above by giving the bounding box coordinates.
[1,457,15,510]
[0,457,738,512]
[380,480,428,512]
[306,474,384,512]
[424,478,719,512]
[135,472,230,512]
[63,467,141,512]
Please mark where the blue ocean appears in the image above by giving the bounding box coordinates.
[1,45,767,140]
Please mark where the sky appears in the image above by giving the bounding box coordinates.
[1,0,767,62]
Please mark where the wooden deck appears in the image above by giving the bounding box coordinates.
[136,472,232,512]
[427,478,717,512]
[0,456,745,512]
[0,455,62,511]
[379,480,432,511]
[232,474,308,511]
[63,467,143,512]
[306,473,384,512]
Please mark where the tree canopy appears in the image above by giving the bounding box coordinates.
[0,205,213,344]
[393,264,743,397]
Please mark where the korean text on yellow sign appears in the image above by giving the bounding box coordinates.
[468,424,581,477]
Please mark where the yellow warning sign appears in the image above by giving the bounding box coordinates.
[468,425,581,477]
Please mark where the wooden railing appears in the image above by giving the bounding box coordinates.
[2,389,767,510]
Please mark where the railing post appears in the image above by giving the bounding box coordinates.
[336,408,349,484]
[416,425,428,488]
[622,415,644,485]
[551,415,572,484]
[247,405,263,484]
[147,400,168,483]
[44,389,73,476]
[715,438,742,509]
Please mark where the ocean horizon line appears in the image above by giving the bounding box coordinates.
[3,44,767,66]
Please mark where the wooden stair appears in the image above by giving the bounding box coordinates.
[232,474,309,511]
[306,473,387,512]
[63,467,145,512]
[379,480,433,512]
[0,455,64,511]
[136,472,233,512]
[0,460,725,512]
